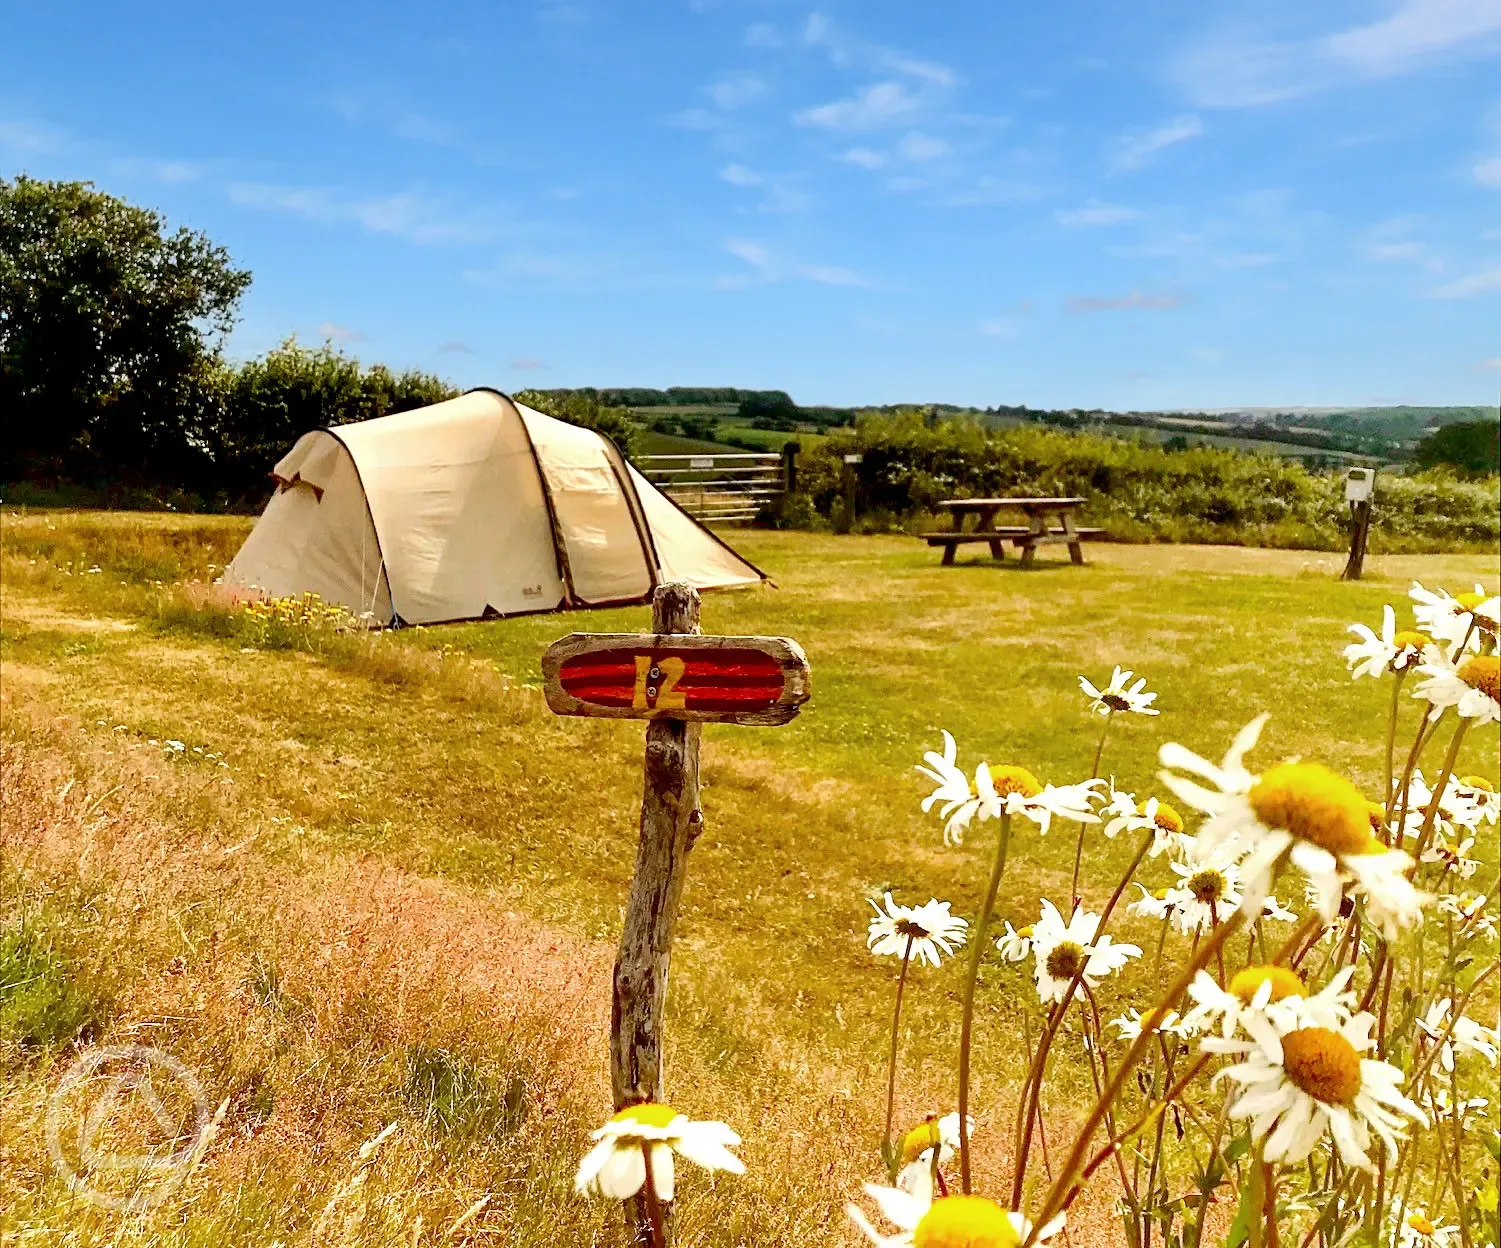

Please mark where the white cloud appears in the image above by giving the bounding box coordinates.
[897,131,949,161]
[226,182,494,245]
[1174,1,1501,108]
[707,75,766,110]
[1328,0,1501,73]
[840,146,886,169]
[878,54,955,87]
[725,239,771,271]
[437,341,473,354]
[510,357,546,370]
[943,176,1050,207]
[802,12,833,46]
[801,264,867,286]
[744,22,781,48]
[1476,156,1501,188]
[0,119,67,153]
[719,163,762,186]
[1432,265,1501,297]
[980,318,1020,338]
[1067,291,1184,312]
[796,81,924,130]
[1189,346,1225,363]
[1481,357,1501,368]
[317,322,366,343]
[1110,115,1203,173]
[1056,200,1139,227]
[669,108,726,131]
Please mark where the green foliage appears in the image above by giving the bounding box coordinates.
[514,387,639,455]
[793,411,1500,551]
[1414,420,1501,475]
[0,175,251,485]
[212,337,457,496]
[0,922,108,1050]
[401,1046,528,1143]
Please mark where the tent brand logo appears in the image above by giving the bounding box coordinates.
[523,584,544,598]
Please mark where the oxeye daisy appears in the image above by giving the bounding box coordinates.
[1111,1007,1195,1042]
[574,1104,744,1201]
[1394,1207,1460,1248]
[1079,666,1159,716]
[1158,719,1428,937]
[1437,892,1497,940]
[1165,848,1243,934]
[1261,894,1298,923]
[995,921,1033,962]
[1102,789,1189,857]
[1344,606,1430,678]
[1127,884,1178,922]
[1411,651,1501,724]
[1420,833,1480,880]
[1453,774,1498,825]
[1414,999,1500,1071]
[1410,581,1498,654]
[917,734,1103,845]
[1207,1009,1425,1169]
[893,1113,971,1197]
[1030,900,1141,1005]
[847,1185,1065,1248]
[1184,965,1355,1039]
[868,894,970,968]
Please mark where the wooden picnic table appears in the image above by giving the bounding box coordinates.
[925,496,1103,567]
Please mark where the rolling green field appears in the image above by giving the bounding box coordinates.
[2,513,1497,1246]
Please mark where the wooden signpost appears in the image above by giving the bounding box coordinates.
[541,583,810,1245]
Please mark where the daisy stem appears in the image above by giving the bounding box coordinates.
[958,812,1011,1196]
[1013,829,1155,1209]
[881,934,916,1174]
[1382,671,1406,831]
[1259,1155,1280,1248]
[638,1140,667,1248]
[1024,908,1250,1248]
[1413,718,1469,861]
[1069,719,1112,911]
[1392,712,1439,845]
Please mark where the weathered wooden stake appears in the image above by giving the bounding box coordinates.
[612,582,702,1244]
[1341,498,1372,581]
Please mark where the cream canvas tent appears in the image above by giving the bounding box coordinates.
[223,388,767,625]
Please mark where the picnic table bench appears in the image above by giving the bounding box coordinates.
[924,497,1104,567]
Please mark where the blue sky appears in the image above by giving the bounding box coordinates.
[4,0,1499,409]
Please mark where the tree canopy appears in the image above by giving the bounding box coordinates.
[1,175,251,483]
[1414,420,1501,476]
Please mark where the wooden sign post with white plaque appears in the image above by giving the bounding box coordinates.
[541,582,809,1245]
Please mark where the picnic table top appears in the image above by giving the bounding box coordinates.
[937,496,1087,509]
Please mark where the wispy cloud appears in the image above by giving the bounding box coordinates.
[719,239,870,288]
[1110,115,1203,173]
[1476,156,1501,189]
[1067,291,1184,312]
[802,264,867,286]
[796,81,925,130]
[707,75,766,110]
[317,322,366,343]
[1480,357,1501,369]
[437,341,474,354]
[0,119,68,154]
[744,22,781,48]
[1432,265,1501,298]
[719,163,761,186]
[840,146,886,169]
[878,54,955,87]
[897,131,949,161]
[1365,216,1444,271]
[717,165,811,212]
[510,357,546,370]
[1173,1,1501,109]
[1189,345,1225,363]
[108,157,208,184]
[942,176,1050,207]
[1056,200,1139,227]
[227,182,496,245]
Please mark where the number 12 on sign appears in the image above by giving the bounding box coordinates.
[633,655,686,710]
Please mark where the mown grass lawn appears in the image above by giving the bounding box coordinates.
[1,512,1497,1246]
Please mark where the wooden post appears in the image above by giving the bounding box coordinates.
[1341,498,1372,580]
[781,440,800,496]
[613,583,701,1245]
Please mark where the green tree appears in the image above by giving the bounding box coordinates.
[213,337,457,495]
[514,388,640,456]
[1413,420,1500,476]
[0,175,250,483]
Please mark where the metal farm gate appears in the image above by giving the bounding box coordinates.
[635,450,790,525]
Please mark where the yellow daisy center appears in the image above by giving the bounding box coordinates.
[1455,591,1487,611]
[901,1118,943,1163]
[1187,869,1228,903]
[991,766,1042,799]
[1229,965,1305,1004]
[612,1102,679,1130]
[1407,1214,1435,1235]
[1152,802,1184,834]
[1458,655,1500,703]
[1281,1026,1362,1106]
[1247,762,1370,856]
[1460,775,1495,793]
[1154,887,1174,901]
[1391,630,1429,654]
[1045,941,1086,981]
[913,1196,1021,1248]
[1139,1007,1172,1033]
[1017,924,1034,939]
